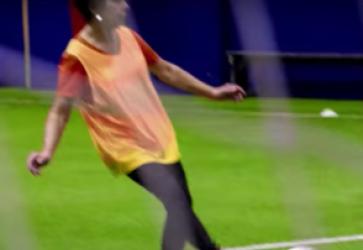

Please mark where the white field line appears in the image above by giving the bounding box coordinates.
[179,110,363,120]
[1,98,363,120]
[0,98,53,106]
[224,234,363,250]
[168,108,363,120]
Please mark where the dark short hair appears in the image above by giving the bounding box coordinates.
[73,0,103,22]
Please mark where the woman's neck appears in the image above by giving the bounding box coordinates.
[80,23,120,54]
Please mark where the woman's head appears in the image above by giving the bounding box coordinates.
[73,0,129,28]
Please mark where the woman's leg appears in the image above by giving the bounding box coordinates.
[128,162,219,250]
[171,162,219,249]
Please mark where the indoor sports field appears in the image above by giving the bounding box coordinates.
[2,0,363,250]
[0,89,362,250]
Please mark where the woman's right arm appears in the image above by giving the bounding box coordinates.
[27,96,74,176]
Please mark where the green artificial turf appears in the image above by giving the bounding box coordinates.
[0,88,362,250]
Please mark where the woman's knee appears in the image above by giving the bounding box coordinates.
[161,188,192,211]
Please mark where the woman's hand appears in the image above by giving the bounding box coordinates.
[210,83,246,101]
[27,151,51,176]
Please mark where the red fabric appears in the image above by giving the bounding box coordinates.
[57,32,160,98]
[56,54,89,98]
[131,31,160,65]
[69,0,86,35]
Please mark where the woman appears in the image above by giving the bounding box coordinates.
[27,0,245,249]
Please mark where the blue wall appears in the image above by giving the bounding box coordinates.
[226,0,363,98]
[225,0,363,52]
[269,0,363,99]
[1,0,363,98]
[0,1,23,50]
[0,0,71,89]
[267,0,363,53]
[0,1,25,87]
[28,1,72,62]
[131,0,225,85]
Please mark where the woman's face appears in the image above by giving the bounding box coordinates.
[96,0,129,28]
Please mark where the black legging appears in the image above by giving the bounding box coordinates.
[128,162,219,250]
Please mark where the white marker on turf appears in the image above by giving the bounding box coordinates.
[288,246,314,250]
[320,108,339,118]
